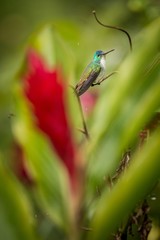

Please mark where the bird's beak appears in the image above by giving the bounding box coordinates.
[100,49,115,56]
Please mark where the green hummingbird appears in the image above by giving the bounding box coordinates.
[75,49,115,96]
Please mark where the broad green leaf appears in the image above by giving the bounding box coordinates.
[0,161,37,240]
[32,26,56,68]
[87,127,160,240]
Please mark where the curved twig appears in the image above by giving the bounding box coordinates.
[92,10,132,51]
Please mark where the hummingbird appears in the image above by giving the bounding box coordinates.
[75,49,115,96]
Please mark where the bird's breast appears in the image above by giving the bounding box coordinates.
[100,57,106,69]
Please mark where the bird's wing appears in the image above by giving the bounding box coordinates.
[75,63,101,96]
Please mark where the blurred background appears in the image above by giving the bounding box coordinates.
[0,0,160,240]
[0,0,159,154]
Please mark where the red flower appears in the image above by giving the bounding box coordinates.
[80,91,98,116]
[24,50,77,188]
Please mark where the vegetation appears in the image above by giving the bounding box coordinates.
[0,1,160,239]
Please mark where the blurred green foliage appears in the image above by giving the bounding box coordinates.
[0,0,160,240]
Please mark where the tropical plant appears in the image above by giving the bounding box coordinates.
[0,1,160,239]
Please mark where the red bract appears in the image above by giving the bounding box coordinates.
[24,50,76,188]
[80,91,98,116]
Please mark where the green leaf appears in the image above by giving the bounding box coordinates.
[0,161,37,240]
[87,127,160,240]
